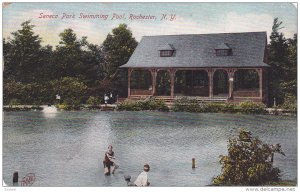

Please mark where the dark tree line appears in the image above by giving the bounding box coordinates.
[268,18,297,108]
[3,21,137,106]
[3,18,297,108]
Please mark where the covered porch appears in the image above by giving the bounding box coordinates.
[127,67,268,103]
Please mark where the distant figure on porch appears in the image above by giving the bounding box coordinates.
[103,145,119,175]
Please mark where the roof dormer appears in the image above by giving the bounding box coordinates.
[215,43,232,56]
[159,44,175,57]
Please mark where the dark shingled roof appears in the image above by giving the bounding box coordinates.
[120,32,269,68]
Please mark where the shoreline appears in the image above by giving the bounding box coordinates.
[3,105,297,116]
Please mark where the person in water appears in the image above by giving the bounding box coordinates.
[125,164,150,186]
[103,145,119,174]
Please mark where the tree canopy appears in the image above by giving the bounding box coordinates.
[268,17,297,106]
[102,24,137,78]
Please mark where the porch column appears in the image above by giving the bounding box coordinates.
[208,69,214,98]
[264,68,269,104]
[227,68,236,99]
[150,69,157,96]
[128,68,133,97]
[169,68,176,98]
[256,68,263,99]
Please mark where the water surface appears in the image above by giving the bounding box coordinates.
[3,111,297,186]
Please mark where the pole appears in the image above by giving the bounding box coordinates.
[13,171,18,183]
[192,158,195,169]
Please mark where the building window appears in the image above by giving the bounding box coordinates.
[216,49,232,56]
[160,50,174,57]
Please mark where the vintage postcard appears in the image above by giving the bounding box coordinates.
[2,2,298,191]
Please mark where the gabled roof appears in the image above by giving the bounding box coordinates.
[215,43,231,50]
[120,32,269,68]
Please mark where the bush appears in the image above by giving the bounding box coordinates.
[222,103,236,113]
[239,101,266,114]
[8,98,22,106]
[173,98,268,114]
[213,129,285,186]
[86,96,102,106]
[172,97,204,112]
[4,80,25,105]
[202,103,237,113]
[117,100,141,111]
[281,95,297,112]
[57,103,80,110]
[51,77,87,108]
[149,99,169,112]
[172,98,239,113]
[117,99,169,111]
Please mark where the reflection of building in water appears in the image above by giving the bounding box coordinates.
[120,32,269,104]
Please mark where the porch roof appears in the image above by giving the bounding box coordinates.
[120,32,269,69]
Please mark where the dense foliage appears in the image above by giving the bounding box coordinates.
[172,98,266,114]
[213,129,285,186]
[268,18,297,106]
[3,18,297,109]
[239,101,266,114]
[3,21,136,107]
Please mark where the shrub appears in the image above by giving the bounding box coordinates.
[173,98,238,113]
[149,99,169,112]
[117,99,169,111]
[117,100,141,111]
[172,97,203,112]
[203,103,224,113]
[51,77,87,108]
[239,101,266,114]
[222,103,236,113]
[213,129,285,186]
[86,96,102,106]
[281,95,297,112]
[8,98,22,106]
[202,102,238,113]
[57,103,80,110]
[4,80,25,105]
[57,104,68,110]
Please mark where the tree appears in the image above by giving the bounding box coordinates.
[213,129,285,186]
[102,24,137,78]
[280,34,297,96]
[3,38,13,82]
[267,18,297,106]
[4,21,45,83]
[51,77,87,107]
[53,29,104,85]
[267,18,289,105]
[53,29,85,79]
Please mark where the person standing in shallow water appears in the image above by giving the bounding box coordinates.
[103,145,119,175]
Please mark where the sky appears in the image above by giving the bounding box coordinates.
[2,2,298,46]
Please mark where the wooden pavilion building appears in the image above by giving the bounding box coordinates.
[120,32,269,104]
